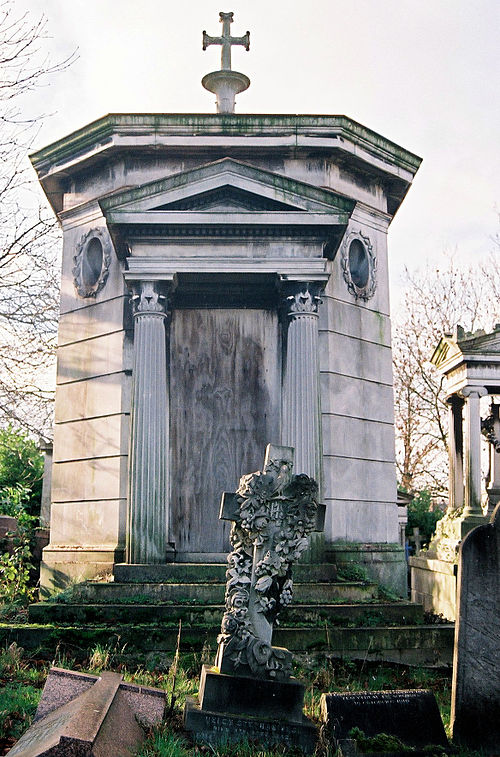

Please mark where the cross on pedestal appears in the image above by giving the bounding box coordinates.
[413,527,422,555]
[217,444,324,680]
[203,12,250,71]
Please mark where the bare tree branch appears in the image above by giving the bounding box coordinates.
[0,1,74,436]
[393,247,500,496]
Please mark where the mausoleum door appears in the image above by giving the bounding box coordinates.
[169,307,280,557]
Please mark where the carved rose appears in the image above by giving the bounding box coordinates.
[249,639,272,665]
[230,590,249,608]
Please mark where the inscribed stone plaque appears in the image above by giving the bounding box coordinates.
[184,697,317,754]
[321,690,448,749]
[169,308,279,554]
[451,504,500,749]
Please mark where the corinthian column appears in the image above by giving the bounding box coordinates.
[126,279,174,564]
[280,280,324,485]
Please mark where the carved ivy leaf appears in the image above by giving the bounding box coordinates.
[254,575,273,593]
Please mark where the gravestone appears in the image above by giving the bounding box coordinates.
[8,667,165,756]
[321,690,449,751]
[184,444,323,753]
[450,503,500,749]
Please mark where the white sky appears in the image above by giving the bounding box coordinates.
[20,0,500,307]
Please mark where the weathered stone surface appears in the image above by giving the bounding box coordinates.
[321,689,449,749]
[409,555,457,620]
[31,107,421,589]
[451,504,500,749]
[8,667,165,757]
[184,697,317,754]
[198,665,305,722]
[216,444,321,681]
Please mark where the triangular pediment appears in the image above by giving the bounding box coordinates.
[432,325,500,372]
[100,157,355,219]
[431,337,463,370]
[154,185,300,213]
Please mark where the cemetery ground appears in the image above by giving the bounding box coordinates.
[0,636,485,757]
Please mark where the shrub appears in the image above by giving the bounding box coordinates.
[405,490,441,546]
[0,426,44,517]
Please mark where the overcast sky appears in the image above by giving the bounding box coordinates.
[21,0,500,306]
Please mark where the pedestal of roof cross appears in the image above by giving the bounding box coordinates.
[216,444,325,681]
[202,11,250,113]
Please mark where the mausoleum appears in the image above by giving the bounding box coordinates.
[410,324,499,618]
[31,13,421,596]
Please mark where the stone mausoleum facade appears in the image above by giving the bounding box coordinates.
[31,113,421,595]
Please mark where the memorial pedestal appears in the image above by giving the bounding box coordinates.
[184,665,317,753]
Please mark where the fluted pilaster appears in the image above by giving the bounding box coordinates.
[127,280,173,564]
[281,281,323,484]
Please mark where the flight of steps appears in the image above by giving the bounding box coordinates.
[10,563,453,666]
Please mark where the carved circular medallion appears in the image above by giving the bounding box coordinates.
[341,230,377,301]
[73,228,111,298]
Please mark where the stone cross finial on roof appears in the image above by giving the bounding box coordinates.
[202,12,251,114]
[203,12,250,71]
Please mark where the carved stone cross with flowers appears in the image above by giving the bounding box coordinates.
[216,444,324,681]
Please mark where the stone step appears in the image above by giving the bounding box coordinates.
[113,562,338,584]
[28,601,423,626]
[0,622,454,668]
[67,580,377,605]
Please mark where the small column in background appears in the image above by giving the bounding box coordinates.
[447,394,465,512]
[462,385,488,523]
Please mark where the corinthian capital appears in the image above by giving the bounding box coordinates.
[280,280,324,318]
[130,280,170,316]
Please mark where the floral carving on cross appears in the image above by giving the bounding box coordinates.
[216,444,323,680]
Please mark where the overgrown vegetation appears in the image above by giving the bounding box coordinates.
[0,427,45,613]
[0,426,44,517]
[0,644,456,756]
[0,644,491,756]
[405,490,442,547]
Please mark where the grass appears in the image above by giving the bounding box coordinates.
[0,643,488,757]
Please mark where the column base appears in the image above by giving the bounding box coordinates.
[325,542,407,597]
[40,546,124,598]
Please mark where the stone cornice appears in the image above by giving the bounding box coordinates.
[99,157,355,215]
[30,114,421,173]
[124,256,329,279]
[30,114,421,217]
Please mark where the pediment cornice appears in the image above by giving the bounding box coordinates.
[99,157,355,219]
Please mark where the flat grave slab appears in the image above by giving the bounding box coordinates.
[8,667,165,756]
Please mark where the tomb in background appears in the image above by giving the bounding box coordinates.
[411,324,500,618]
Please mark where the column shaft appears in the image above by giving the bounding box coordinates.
[281,282,323,484]
[463,387,487,516]
[127,281,170,564]
[447,394,464,511]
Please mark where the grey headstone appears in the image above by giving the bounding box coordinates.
[451,503,500,749]
[8,667,166,756]
[321,689,449,749]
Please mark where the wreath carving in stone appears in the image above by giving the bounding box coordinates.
[73,227,112,298]
[341,229,377,301]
